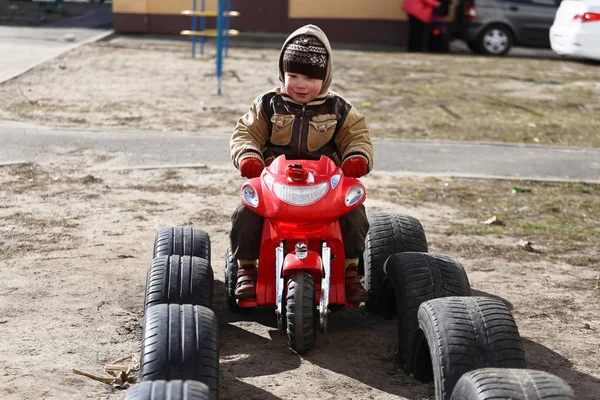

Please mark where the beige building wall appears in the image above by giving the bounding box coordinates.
[113,0,221,15]
[113,0,146,14]
[113,0,415,19]
[289,0,408,21]
[112,0,420,46]
[147,0,219,15]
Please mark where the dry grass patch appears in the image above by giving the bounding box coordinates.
[370,176,600,266]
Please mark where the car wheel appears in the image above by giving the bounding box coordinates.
[478,25,512,56]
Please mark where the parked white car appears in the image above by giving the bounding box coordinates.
[550,0,600,61]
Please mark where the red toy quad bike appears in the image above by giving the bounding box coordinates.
[225,154,368,354]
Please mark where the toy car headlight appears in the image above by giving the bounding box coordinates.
[242,184,259,208]
[330,174,341,189]
[273,181,329,206]
[345,185,365,207]
[264,173,274,190]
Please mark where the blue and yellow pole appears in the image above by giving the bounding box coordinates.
[224,0,231,58]
[200,0,206,55]
[216,0,224,94]
[191,0,197,57]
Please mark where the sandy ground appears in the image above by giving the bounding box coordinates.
[0,38,599,400]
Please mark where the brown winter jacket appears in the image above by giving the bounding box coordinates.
[230,25,374,172]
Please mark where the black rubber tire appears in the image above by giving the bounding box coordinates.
[477,24,513,56]
[285,271,316,355]
[153,226,211,261]
[382,252,471,375]
[451,368,575,400]
[416,297,527,400]
[140,304,219,399]
[124,380,210,400]
[363,213,428,315]
[224,247,245,313]
[145,255,214,309]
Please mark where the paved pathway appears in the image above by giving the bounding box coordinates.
[1,124,598,183]
[0,10,113,83]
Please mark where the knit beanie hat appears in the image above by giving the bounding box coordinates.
[282,35,328,80]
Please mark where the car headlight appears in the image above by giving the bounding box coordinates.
[273,181,329,206]
[242,184,259,208]
[345,185,364,207]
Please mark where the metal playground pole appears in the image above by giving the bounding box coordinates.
[216,0,224,95]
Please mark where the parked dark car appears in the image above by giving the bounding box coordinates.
[452,0,561,55]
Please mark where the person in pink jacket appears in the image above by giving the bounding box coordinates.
[402,0,440,51]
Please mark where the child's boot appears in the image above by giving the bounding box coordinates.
[235,260,258,300]
[344,259,368,302]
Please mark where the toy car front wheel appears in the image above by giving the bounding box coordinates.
[285,271,317,355]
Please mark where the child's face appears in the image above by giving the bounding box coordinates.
[284,72,323,104]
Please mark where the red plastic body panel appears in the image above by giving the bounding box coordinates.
[242,155,365,222]
[238,155,365,308]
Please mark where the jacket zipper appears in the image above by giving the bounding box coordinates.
[297,105,306,159]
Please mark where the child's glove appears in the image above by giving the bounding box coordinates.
[239,156,265,179]
[342,155,368,178]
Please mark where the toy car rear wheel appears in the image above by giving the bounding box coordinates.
[416,297,526,400]
[224,247,248,313]
[153,226,211,261]
[450,368,575,400]
[381,252,471,375]
[144,255,214,310]
[140,304,219,399]
[124,380,210,400]
[285,271,317,355]
[363,213,428,316]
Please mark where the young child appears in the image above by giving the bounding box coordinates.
[230,24,374,303]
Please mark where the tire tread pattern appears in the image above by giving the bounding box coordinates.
[153,226,211,261]
[451,368,575,400]
[224,247,244,313]
[145,255,214,309]
[124,380,211,400]
[418,297,526,400]
[286,271,316,355]
[140,304,219,400]
[364,213,428,312]
[385,252,471,374]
